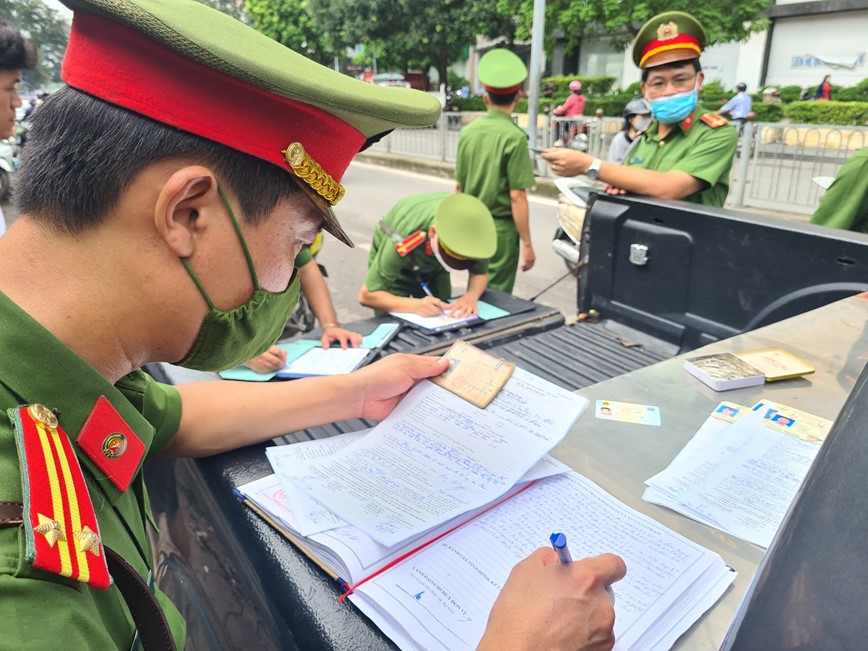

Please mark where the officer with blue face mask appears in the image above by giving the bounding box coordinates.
[543,11,737,208]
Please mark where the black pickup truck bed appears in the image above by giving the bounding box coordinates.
[145,194,868,650]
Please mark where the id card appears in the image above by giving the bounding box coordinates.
[595,400,661,426]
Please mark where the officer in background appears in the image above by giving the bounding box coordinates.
[718,82,752,136]
[359,192,496,317]
[810,147,868,234]
[543,11,737,208]
[0,2,625,646]
[455,49,537,294]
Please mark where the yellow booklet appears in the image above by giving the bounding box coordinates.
[430,340,515,408]
[735,348,815,382]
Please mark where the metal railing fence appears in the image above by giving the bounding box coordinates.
[368,112,867,214]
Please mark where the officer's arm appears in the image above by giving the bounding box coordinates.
[542,149,704,201]
[165,355,449,456]
[358,284,445,316]
[510,189,536,271]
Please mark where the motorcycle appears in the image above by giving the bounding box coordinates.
[280,231,324,337]
[551,177,593,274]
[0,136,19,200]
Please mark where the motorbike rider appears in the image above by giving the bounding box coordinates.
[553,80,586,146]
[607,99,652,164]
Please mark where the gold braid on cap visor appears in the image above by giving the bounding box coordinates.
[439,239,471,261]
[282,142,346,205]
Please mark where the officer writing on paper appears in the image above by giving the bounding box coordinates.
[244,245,363,374]
[541,11,737,208]
[0,1,625,649]
[359,192,496,318]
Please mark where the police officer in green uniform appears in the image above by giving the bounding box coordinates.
[810,147,868,234]
[455,49,537,294]
[543,11,737,208]
[0,1,626,648]
[359,192,496,317]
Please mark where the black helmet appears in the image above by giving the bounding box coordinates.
[623,98,651,118]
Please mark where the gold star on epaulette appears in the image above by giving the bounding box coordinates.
[34,513,66,547]
[74,526,102,556]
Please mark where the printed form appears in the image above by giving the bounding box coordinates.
[350,472,733,651]
[294,369,588,546]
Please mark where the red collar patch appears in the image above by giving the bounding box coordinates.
[680,113,695,132]
[76,396,145,493]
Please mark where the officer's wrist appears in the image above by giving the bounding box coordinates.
[321,322,339,329]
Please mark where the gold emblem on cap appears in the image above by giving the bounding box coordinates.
[281,142,346,206]
[28,404,58,429]
[102,433,127,459]
[34,513,66,547]
[657,22,679,41]
[74,526,102,556]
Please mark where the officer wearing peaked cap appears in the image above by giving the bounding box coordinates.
[0,0,625,648]
[543,11,737,207]
[359,193,496,318]
[456,48,537,294]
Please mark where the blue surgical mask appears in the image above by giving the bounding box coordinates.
[648,87,698,124]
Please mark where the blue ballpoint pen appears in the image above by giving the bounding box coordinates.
[419,281,434,298]
[550,532,572,564]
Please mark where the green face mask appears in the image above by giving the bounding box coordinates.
[176,185,301,372]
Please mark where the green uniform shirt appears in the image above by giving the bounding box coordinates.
[295,247,313,268]
[365,192,488,309]
[455,110,536,219]
[0,291,186,648]
[626,106,737,207]
[810,148,868,234]
[455,110,536,293]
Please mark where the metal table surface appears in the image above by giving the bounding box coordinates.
[147,293,868,650]
[551,293,868,649]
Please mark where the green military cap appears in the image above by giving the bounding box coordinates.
[478,48,527,94]
[59,0,442,247]
[434,194,497,260]
[632,11,707,69]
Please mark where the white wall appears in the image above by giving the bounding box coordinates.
[765,10,868,89]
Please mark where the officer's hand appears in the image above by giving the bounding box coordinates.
[477,549,626,651]
[604,185,627,196]
[520,242,536,271]
[446,295,477,318]
[352,354,450,421]
[321,326,364,350]
[242,345,287,373]
[415,295,447,316]
[541,148,588,177]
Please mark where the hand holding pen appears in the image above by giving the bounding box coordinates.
[415,282,447,316]
[551,532,618,606]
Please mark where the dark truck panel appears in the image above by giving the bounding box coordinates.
[580,195,868,352]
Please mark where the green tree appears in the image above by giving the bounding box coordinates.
[196,0,250,22]
[244,0,332,64]
[309,0,523,88]
[0,0,70,88]
[540,0,774,49]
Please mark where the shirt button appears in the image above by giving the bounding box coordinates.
[28,404,58,429]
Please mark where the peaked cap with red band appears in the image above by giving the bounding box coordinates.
[478,48,527,95]
[59,0,442,247]
[631,11,707,69]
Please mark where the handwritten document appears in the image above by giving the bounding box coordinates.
[350,472,734,651]
[645,401,830,548]
[293,369,588,546]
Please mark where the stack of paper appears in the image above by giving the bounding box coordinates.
[234,365,737,650]
[644,400,832,548]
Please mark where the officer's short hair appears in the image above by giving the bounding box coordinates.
[16,87,300,234]
[0,20,37,71]
[641,58,702,83]
[487,90,519,106]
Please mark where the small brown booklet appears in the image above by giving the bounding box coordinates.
[431,340,515,408]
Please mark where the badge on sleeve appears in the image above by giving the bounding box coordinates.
[76,395,145,492]
[11,404,112,589]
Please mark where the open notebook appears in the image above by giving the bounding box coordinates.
[237,468,734,651]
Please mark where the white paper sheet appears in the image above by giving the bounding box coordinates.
[293,368,588,545]
[350,472,732,651]
[279,346,370,377]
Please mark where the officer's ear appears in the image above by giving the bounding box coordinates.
[153,166,222,258]
[428,225,437,239]
[696,71,705,91]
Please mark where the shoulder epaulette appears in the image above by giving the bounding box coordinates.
[394,230,427,257]
[700,113,729,128]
